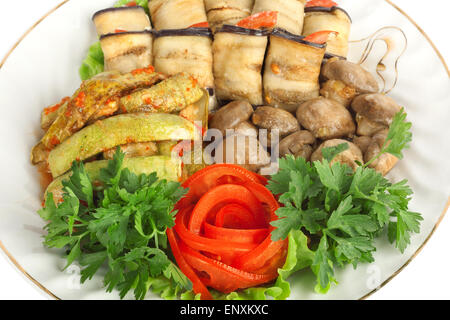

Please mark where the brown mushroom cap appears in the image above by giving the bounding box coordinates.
[320,79,357,108]
[321,58,379,93]
[352,135,373,154]
[311,139,363,171]
[209,100,254,136]
[233,121,258,138]
[296,97,356,140]
[278,130,316,159]
[364,129,399,176]
[351,93,402,126]
[252,106,300,136]
[214,133,271,172]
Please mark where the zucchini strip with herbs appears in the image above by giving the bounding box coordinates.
[48,113,195,177]
[32,70,165,164]
[44,155,182,207]
[119,72,204,113]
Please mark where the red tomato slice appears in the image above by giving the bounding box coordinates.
[236,11,278,30]
[188,184,267,233]
[174,205,258,264]
[303,30,338,44]
[178,241,275,293]
[167,228,212,300]
[305,0,338,8]
[204,223,269,244]
[176,164,263,210]
[230,182,287,272]
[215,203,260,229]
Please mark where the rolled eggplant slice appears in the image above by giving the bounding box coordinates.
[303,6,351,57]
[153,29,214,90]
[263,29,326,112]
[93,6,151,36]
[213,26,269,106]
[100,31,153,74]
[119,72,204,114]
[303,6,351,58]
[48,113,195,177]
[31,70,165,163]
[204,0,254,32]
[149,0,208,30]
[252,0,305,35]
[44,156,182,207]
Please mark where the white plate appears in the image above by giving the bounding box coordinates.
[0,0,449,300]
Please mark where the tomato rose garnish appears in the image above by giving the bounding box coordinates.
[168,164,288,299]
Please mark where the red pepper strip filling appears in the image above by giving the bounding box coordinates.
[167,228,212,300]
[236,11,278,30]
[174,206,258,264]
[303,30,339,44]
[188,184,267,233]
[176,164,263,210]
[178,240,275,293]
[189,22,210,28]
[203,223,269,244]
[305,0,338,8]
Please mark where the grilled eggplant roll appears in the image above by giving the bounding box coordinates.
[252,0,305,35]
[93,6,152,36]
[263,29,326,112]
[213,25,269,106]
[303,5,351,58]
[149,0,208,30]
[204,0,254,32]
[153,28,214,92]
[100,31,153,73]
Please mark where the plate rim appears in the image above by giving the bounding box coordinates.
[0,0,448,300]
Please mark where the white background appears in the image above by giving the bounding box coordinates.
[0,0,448,300]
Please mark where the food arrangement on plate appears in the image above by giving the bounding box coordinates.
[31,0,423,300]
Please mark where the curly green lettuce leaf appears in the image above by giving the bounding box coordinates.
[114,0,149,14]
[79,41,104,80]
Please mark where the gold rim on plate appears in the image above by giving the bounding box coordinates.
[0,0,448,300]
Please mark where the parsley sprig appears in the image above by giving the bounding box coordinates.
[39,149,191,300]
[268,109,422,293]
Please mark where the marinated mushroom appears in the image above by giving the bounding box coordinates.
[311,139,363,171]
[278,130,316,160]
[296,97,355,140]
[364,129,399,176]
[214,133,271,172]
[233,121,258,138]
[320,58,379,107]
[252,106,300,136]
[252,106,301,147]
[209,100,254,136]
[351,93,402,136]
[352,135,373,154]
